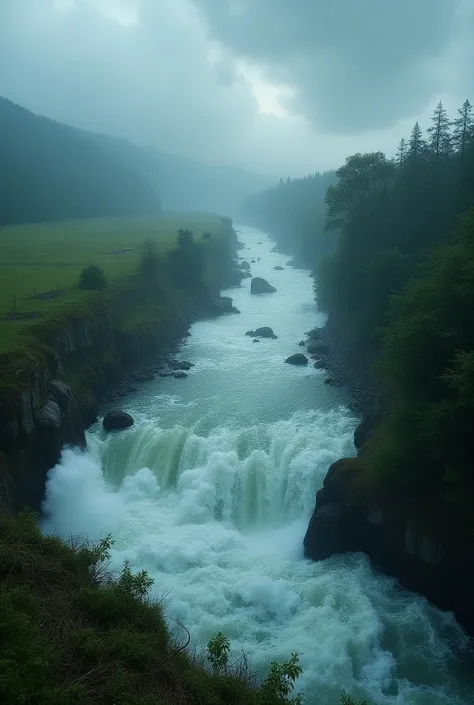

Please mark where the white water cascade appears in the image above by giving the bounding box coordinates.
[42,227,473,705]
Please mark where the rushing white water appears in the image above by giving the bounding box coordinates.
[42,226,473,705]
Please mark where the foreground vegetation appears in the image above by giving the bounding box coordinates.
[0,512,366,705]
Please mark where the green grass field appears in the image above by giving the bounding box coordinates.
[0,214,225,357]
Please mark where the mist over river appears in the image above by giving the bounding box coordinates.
[42,226,473,704]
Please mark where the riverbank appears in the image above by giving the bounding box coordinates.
[0,214,240,512]
[303,316,474,636]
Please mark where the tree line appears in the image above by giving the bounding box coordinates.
[325,100,474,528]
[240,172,338,264]
[243,98,474,532]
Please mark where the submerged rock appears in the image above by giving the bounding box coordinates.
[285,353,308,366]
[103,410,134,431]
[173,371,188,379]
[240,261,251,270]
[325,378,343,387]
[253,339,260,343]
[273,266,284,271]
[298,341,306,347]
[250,277,276,295]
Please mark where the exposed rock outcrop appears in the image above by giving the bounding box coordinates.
[285,353,308,365]
[103,410,134,431]
[250,277,276,295]
[303,457,474,633]
[245,327,277,339]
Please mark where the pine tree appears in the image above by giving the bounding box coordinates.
[407,122,426,164]
[396,137,407,167]
[427,101,451,169]
[452,99,473,167]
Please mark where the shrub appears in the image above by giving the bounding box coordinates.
[78,264,106,290]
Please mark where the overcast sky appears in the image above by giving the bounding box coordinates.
[1,0,473,176]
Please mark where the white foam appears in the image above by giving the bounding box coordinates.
[42,412,473,705]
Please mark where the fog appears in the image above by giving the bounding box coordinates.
[1,0,473,176]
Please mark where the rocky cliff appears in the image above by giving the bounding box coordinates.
[303,319,474,634]
[0,224,239,512]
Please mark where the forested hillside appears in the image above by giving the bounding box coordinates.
[90,133,273,216]
[319,100,474,529]
[0,98,161,226]
[239,172,337,265]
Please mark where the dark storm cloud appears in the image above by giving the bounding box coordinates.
[193,0,461,131]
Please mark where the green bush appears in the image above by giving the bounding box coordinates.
[78,264,106,290]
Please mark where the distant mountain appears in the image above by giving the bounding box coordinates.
[88,133,274,217]
[0,99,161,227]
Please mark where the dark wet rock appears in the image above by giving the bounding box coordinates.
[228,269,244,287]
[103,410,134,431]
[325,378,343,387]
[169,360,194,371]
[246,326,277,339]
[206,296,240,315]
[253,339,260,343]
[241,272,252,279]
[273,266,284,270]
[314,359,329,369]
[49,379,75,412]
[285,353,308,366]
[36,400,61,428]
[173,371,188,379]
[250,277,277,295]
[298,341,306,347]
[257,241,262,244]
[158,372,173,377]
[241,261,251,270]
[307,342,330,356]
[256,257,261,261]
[132,371,155,383]
[251,259,256,263]
[306,327,323,339]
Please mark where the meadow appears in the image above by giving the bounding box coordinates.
[0,214,224,356]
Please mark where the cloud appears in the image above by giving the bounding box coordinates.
[193,0,467,132]
[0,0,472,175]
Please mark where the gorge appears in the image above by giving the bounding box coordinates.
[38,225,474,705]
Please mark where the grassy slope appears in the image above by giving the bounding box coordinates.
[0,214,224,358]
[0,511,364,705]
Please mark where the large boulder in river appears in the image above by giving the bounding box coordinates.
[285,353,308,366]
[240,260,251,270]
[251,277,276,295]
[246,326,277,339]
[103,410,134,431]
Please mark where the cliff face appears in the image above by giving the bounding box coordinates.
[304,426,474,634]
[0,225,239,513]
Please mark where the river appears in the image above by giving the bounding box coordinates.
[42,226,473,704]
